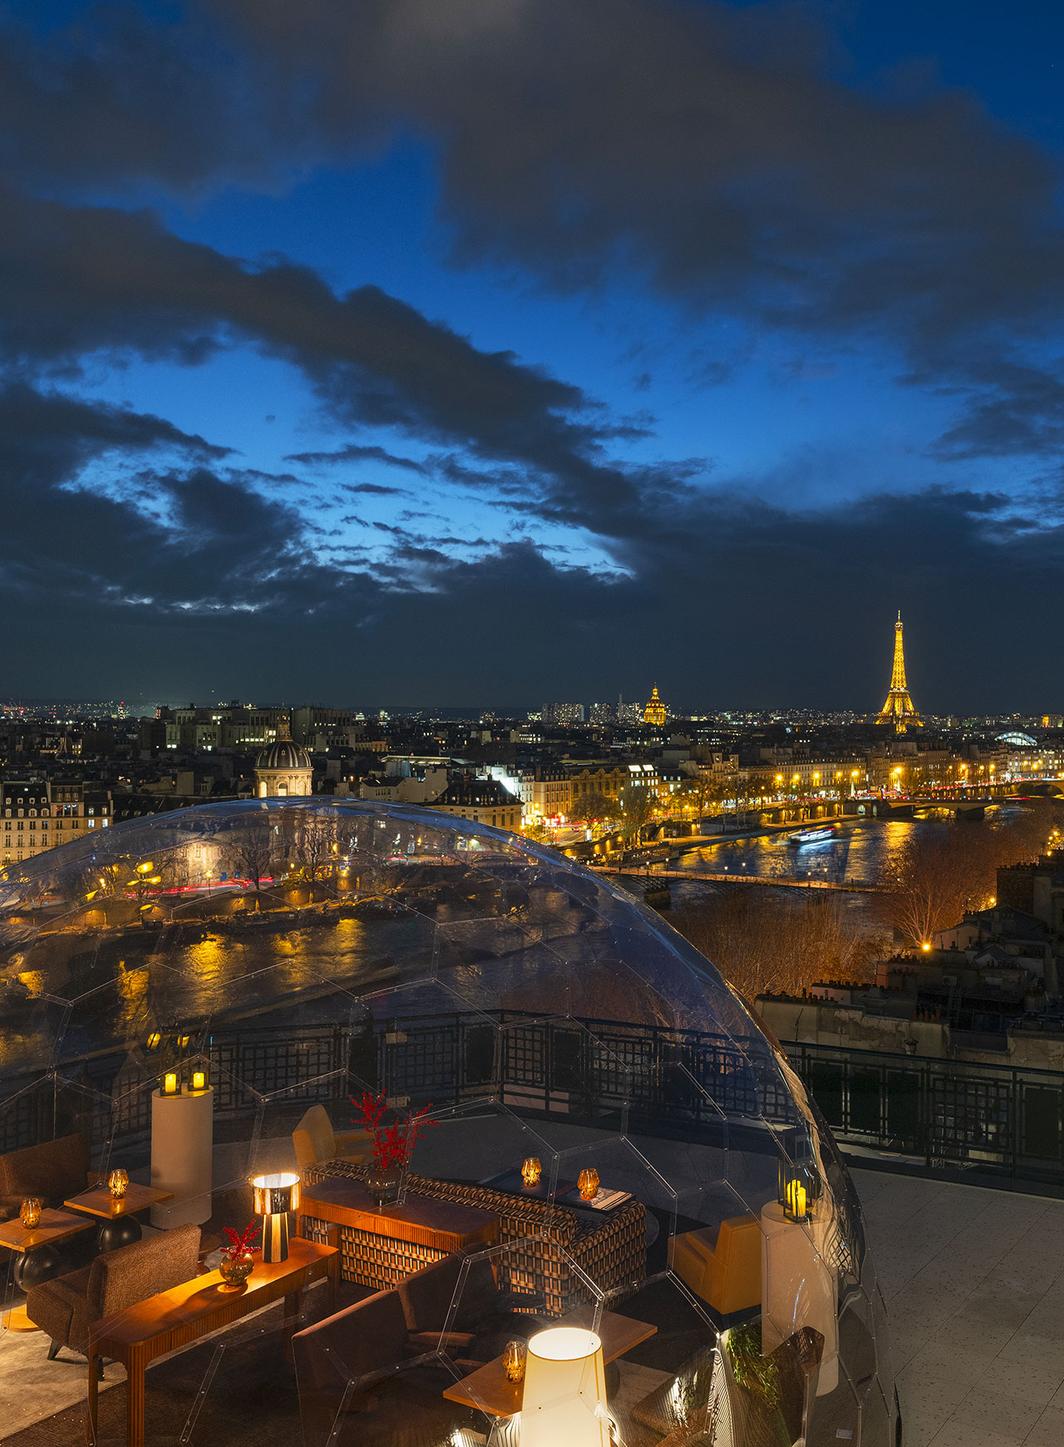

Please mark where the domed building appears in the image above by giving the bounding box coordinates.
[0,801,897,1447]
[643,683,668,726]
[254,714,313,797]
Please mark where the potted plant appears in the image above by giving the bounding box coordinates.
[218,1221,260,1289]
[351,1090,436,1205]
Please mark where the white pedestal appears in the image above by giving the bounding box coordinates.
[151,1086,213,1228]
[759,1200,839,1395]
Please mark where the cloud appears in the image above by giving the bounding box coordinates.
[287,443,426,474]
[1,385,1059,711]
[206,0,1064,355]
[0,187,655,527]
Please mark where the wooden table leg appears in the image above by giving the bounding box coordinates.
[126,1357,146,1447]
[86,1349,98,1445]
[327,1251,339,1313]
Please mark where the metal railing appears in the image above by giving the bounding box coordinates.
[4,1011,1064,1190]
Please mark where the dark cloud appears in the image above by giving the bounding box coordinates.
[1,385,1058,711]
[287,443,426,474]
[207,1,1063,350]
[0,187,651,526]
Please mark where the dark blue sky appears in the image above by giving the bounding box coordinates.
[4,1,1064,711]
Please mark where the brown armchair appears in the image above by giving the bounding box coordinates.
[0,1132,93,1222]
[26,1223,201,1363]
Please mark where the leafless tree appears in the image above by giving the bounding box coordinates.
[230,824,275,908]
[881,801,1064,946]
[672,889,882,1003]
[570,790,618,828]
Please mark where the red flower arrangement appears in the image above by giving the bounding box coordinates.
[351,1090,436,1171]
[221,1221,260,1261]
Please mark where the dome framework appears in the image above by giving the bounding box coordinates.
[0,800,896,1446]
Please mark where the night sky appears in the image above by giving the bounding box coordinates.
[4,1,1064,712]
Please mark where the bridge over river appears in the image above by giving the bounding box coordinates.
[601,866,889,895]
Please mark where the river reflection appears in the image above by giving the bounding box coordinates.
[674,805,1033,886]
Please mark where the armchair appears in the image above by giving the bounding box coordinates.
[0,1132,93,1222]
[671,1215,761,1315]
[26,1223,201,1362]
[291,1105,372,1175]
[397,1250,543,1364]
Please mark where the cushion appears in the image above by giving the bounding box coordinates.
[0,1133,89,1205]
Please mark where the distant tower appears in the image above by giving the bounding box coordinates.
[876,613,922,733]
[255,713,313,798]
[643,684,667,727]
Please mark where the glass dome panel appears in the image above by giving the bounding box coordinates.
[0,799,896,1447]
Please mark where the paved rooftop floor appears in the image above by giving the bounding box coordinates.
[854,1167,1064,1447]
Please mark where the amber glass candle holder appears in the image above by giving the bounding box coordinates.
[19,1197,42,1229]
[577,1167,600,1202]
[503,1339,527,1383]
[108,1168,129,1200]
[521,1156,542,1188]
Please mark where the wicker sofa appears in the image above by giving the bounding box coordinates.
[302,1160,647,1316]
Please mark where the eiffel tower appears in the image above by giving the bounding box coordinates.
[876,612,921,732]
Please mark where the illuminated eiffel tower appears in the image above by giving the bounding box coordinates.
[876,611,922,732]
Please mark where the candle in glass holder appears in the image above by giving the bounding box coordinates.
[503,1339,527,1383]
[520,1157,542,1188]
[190,1068,207,1092]
[577,1167,600,1202]
[783,1178,808,1221]
[108,1168,129,1200]
[161,1070,179,1096]
[19,1198,42,1229]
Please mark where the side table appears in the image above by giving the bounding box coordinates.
[0,1207,96,1291]
[65,1182,174,1251]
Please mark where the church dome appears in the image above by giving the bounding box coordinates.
[255,738,312,772]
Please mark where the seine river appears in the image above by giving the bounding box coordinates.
[653,803,1040,915]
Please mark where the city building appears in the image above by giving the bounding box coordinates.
[643,683,668,727]
[428,772,522,831]
[254,716,314,798]
[0,780,112,867]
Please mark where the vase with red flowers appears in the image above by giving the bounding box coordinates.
[352,1090,436,1205]
[218,1221,259,1289]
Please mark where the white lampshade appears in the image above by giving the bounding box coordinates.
[520,1327,609,1447]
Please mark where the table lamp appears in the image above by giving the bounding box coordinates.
[251,1172,300,1263]
[521,1327,610,1447]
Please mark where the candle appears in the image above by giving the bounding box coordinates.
[162,1071,179,1096]
[191,1069,206,1091]
[521,1157,542,1188]
[785,1178,807,1220]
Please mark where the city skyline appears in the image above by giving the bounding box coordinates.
[5,3,1064,709]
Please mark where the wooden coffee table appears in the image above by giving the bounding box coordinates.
[65,1183,173,1250]
[442,1307,657,1417]
[301,1177,497,1289]
[0,1207,96,1290]
[87,1236,338,1447]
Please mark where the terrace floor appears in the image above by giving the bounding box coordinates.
[854,1167,1064,1447]
[3,1164,1064,1445]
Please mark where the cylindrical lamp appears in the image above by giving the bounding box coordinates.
[521,1327,610,1447]
[252,1172,300,1263]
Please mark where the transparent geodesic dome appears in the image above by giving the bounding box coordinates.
[0,800,897,1447]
